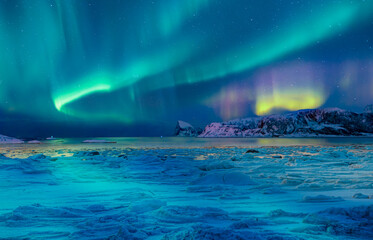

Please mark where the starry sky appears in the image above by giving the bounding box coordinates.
[0,0,373,137]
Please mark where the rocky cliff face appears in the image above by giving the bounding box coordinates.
[199,108,373,137]
[175,120,202,137]
[365,104,373,113]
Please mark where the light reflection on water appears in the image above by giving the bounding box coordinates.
[43,137,373,148]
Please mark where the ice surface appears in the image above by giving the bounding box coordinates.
[82,139,117,143]
[0,140,372,239]
[27,140,42,144]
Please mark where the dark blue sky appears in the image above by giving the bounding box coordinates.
[0,0,373,137]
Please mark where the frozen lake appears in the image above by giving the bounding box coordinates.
[0,138,373,239]
[15,136,373,147]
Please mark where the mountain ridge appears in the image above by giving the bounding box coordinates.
[198,107,373,138]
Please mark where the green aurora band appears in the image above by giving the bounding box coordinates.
[1,0,373,124]
[53,1,373,118]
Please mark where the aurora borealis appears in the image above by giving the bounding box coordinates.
[1,0,373,137]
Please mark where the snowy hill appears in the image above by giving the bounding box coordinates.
[0,134,24,143]
[199,108,373,137]
[175,120,202,137]
[365,104,373,113]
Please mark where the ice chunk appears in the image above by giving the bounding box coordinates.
[191,172,256,185]
[301,195,344,203]
[74,151,100,157]
[353,193,370,199]
[82,139,117,143]
[129,199,167,213]
[27,140,42,144]
[197,161,234,171]
[155,206,228,223]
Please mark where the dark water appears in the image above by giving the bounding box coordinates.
[40,137,373,148]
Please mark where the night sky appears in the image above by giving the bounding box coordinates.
[0,0,373,138]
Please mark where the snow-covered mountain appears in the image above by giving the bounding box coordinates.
[175,120,202,137]
[365,104,373,113]
[199,108,373,137]
[0,134,24,143]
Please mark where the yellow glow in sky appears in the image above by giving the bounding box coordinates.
[255,88,325,116]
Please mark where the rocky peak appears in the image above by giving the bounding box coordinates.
[175,120,202,137]
[364,104,373,113]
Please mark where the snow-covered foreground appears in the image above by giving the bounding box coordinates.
[0,142,372,239]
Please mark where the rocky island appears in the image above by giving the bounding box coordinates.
[198,107,373,137]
